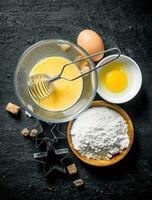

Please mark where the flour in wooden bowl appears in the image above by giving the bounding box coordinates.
[71,107,129,160]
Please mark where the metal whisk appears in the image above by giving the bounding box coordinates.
[28,48,121,100]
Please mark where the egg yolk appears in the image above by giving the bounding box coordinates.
[105,70,128,92]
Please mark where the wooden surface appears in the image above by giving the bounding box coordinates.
[0,0,152,200]
[67,100,134,167]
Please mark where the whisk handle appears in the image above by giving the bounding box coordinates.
[61,47,121,81]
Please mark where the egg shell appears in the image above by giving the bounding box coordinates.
[77,29,104,61]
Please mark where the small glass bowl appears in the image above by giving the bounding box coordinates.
[14,39,97,123]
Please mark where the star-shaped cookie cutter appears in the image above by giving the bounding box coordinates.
[34,137,69,176]
[33,122,69,176]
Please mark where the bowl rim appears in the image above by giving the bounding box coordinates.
[14,39,98,123]
[97,54,142,104]
[67,100,134,167]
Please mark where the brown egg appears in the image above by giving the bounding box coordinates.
[77,29,104,61]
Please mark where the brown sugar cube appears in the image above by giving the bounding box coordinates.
[81,66,90,75]
[73,179,84,187]
[29,129,38,137]
[76,55,82,60]
[75,56,89,69]
[75,55,84,66]
[58,43,71,51]
[6,103,20,115]
[21,128,30,137]
[80,60,89,68]
[67,163,77,175]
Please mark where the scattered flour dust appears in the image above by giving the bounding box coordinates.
[71,107,129,160]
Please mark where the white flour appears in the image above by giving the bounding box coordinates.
[71,107,129,160]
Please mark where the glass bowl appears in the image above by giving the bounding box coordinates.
[14,39,97,123]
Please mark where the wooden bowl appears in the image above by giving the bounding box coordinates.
[67,100,134,167]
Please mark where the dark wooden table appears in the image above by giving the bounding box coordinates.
[0,0,152,199]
